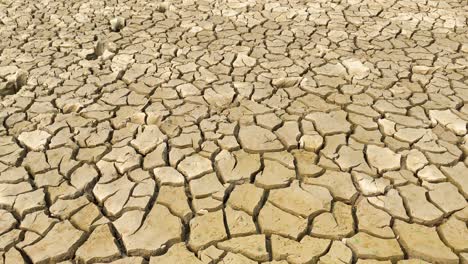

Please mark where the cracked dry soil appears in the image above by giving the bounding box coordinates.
[0,0,468,263]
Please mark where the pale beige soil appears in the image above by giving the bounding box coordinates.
[0,0,467,263]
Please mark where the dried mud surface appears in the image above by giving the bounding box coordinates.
[0,0,467,263]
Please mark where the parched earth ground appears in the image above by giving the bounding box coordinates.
[0,0,467,263]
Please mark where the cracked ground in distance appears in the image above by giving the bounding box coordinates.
[0,0,468,263]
